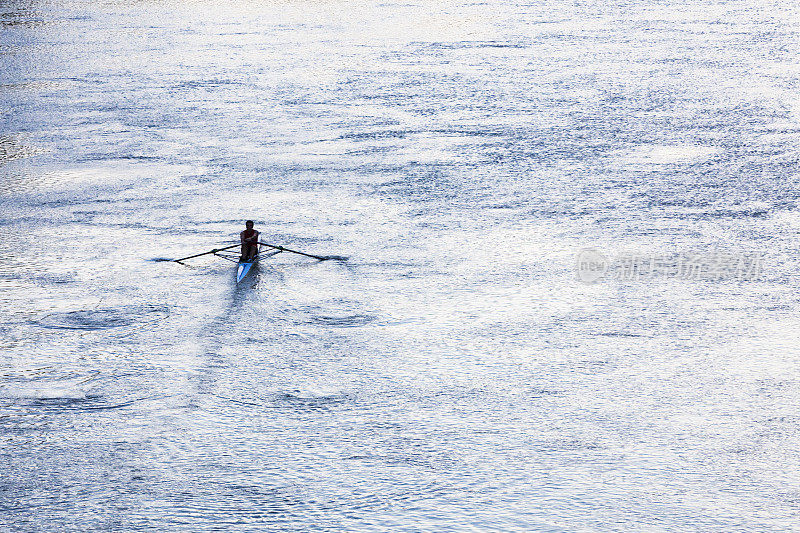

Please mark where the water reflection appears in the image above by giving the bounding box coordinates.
[2,0,800,530]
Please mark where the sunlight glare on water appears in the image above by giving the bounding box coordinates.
[2,0,800,530]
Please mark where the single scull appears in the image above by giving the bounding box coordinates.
[236,247,259,283]
[172,240,337,283]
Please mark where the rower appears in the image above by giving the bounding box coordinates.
[240,220,259,261]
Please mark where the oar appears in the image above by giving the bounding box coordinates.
[173,243,241,264]
[258,241,328,261]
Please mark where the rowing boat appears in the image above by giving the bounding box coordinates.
[172,240,336,283]
[176,244,262,284]
[236,252,259,283]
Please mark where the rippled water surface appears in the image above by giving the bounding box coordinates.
[2,0,800,530]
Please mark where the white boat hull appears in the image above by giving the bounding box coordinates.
[236,256,258,283]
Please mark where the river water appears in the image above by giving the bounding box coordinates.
[2,0,800,530]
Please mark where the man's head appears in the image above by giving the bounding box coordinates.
[245,220,254,229]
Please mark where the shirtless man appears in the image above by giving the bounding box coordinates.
[240,220,259,261]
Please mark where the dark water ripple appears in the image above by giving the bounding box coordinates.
[37,305,169,331]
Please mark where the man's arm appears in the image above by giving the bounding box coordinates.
[244,231,259,244]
